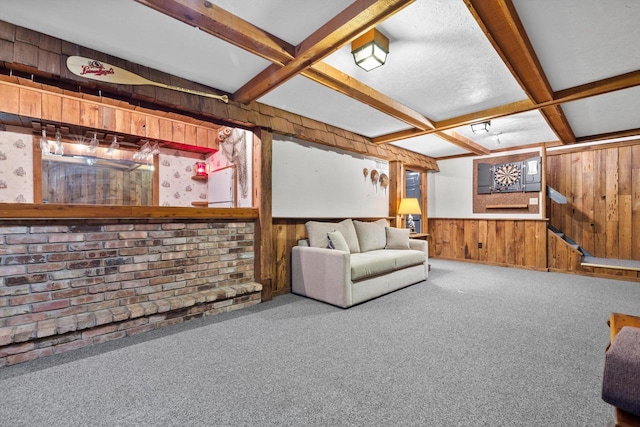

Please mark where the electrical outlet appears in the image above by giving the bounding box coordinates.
[478,242,483,248]
[529,197,538,205]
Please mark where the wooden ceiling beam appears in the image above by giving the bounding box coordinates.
[554,69,640,102]
[374,68,640,144]
[372,99,535,144]
[233,0,414,103]
[575,127,640,144]
[135,0,295,65]
[303,62,435,130]
[139,0,435,132]
[465,0,576,144]
[437,131,490,155]
[434,99,536,133]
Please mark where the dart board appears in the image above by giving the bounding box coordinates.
[493,162,523,192]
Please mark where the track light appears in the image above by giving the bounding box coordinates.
[471,121,491,134]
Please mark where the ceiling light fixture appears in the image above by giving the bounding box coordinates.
[471,121,491,134]
[351,28,389,72]
[493,132,501,146]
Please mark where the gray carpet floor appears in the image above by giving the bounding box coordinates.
[1,258,639,427]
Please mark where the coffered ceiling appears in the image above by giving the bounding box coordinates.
[2,0,639,159]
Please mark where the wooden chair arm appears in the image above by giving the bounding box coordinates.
[609,312,640,343]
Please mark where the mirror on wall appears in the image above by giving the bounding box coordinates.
[41,139,154,205]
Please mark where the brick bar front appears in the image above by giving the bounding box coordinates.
[0,218,261,366]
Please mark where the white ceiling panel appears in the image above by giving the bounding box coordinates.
[453,110,559,149]
[210,0,353,45]
[562,87,640,138]
[323,0,527,121]
[391,134,470,158]
[0,0,271,93]
[0,1,638,160]
[513,0,640,90]
[259,75,411,138]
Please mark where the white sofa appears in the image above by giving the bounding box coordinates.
[292,219,428,308]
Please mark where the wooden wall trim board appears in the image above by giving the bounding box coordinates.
[0,75,221,151]
[0,203,258,220]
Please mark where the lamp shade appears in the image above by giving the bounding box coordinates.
[398,198,421,215]
[351,28,389,72]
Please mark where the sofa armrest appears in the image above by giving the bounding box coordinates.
[408,239,429,279]
[292,246,352,308]
[409,239,428,253]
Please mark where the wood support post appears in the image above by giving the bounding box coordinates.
[253,129,274,301]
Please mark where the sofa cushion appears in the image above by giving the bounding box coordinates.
[385,226,410,249]
[386,249,426,270]
[350,249,426,281]
[602,326,640,416]
[306,219,360,253]
[327,231,350,252]
[354,219,387,252]
[350,251,399,281]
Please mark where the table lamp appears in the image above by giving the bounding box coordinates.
[398,198,421,232]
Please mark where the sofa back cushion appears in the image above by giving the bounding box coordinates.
[353,219,387,252]
[305,219,361,253]
[385,226,410,249]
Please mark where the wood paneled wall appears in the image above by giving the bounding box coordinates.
[546,143,640,260]
[547,229,582,272]
[273,219,308,296]
[427,218,548,270]
[0,76,221,149]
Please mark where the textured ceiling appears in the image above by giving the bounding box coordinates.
[1,0,639,159]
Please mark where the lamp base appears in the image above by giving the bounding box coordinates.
[408,214,415,233]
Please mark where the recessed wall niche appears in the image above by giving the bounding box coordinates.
[42,139,155,205]
[473,151,542,214]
